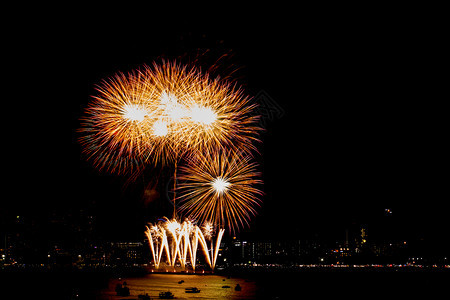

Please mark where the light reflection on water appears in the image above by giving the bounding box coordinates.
[99,273,257,299]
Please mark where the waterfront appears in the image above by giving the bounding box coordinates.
[99,274,256,299]
[1,267,448,299]
[97,270,448,299]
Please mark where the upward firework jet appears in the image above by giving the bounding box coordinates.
[145,219,225,271]
[177,151,263,234]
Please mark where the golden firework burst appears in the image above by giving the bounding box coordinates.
[79,71,160,174]
[80,61,261,174]
[177,150,263,234]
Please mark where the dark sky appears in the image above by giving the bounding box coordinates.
[3,9,447,248]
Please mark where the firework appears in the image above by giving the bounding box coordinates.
[177,150,263,234]
[145,218,224,271]
[180,75,261,155]
[80,61,261,174]
[80,61,264,271]
[79,70,172,173]
[141,62,262,156]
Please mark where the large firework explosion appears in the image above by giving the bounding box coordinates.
[80,62,261,174]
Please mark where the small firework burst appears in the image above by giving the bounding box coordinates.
[177,150,263,234]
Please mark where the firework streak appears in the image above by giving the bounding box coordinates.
[145,219,225,271]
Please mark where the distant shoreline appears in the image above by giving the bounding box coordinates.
[1,264,449,276]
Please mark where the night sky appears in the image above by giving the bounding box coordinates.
[3,9,447,252]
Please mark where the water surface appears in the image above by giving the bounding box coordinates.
[99,273,256,299]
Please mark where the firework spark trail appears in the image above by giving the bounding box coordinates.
[212,228,225,268]
[178,150,263,234]
[145,227,157,267]
[145,219,224,271]
[195,226,213,268]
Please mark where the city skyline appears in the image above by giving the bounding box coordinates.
[2,14,447,264]
[2,201,448,269]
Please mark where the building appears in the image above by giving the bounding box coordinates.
[107,241,145,267]
[228,238,323,265]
